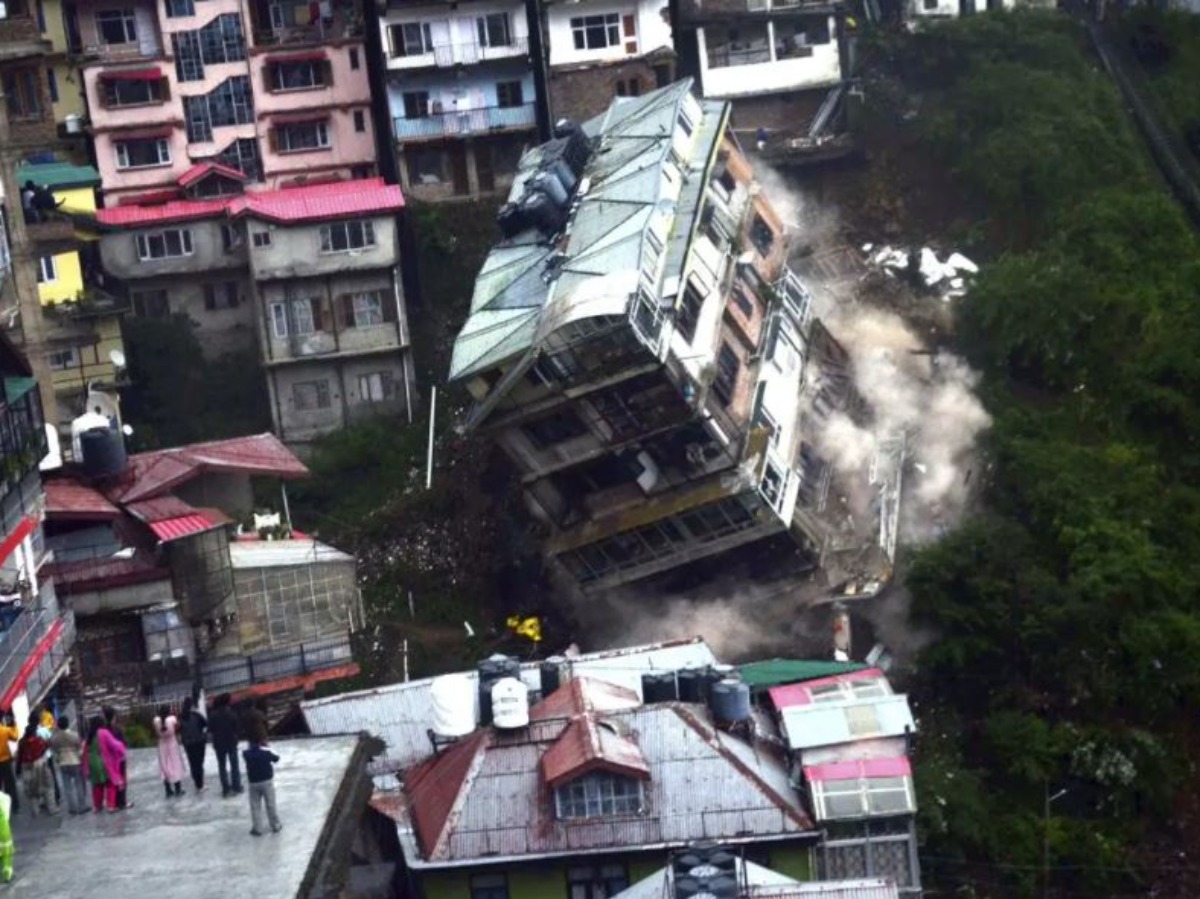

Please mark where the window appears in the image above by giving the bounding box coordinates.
[822,821,918,889]
[339,291,389,328]
[357,371,395,403]
[270,60,324,91]
[292,380,331,410]
[353,109,366,132]
[185,76,255,143]
[319,220,375,253]
[731,283,754,318]
[276,120,330,152]
[103,76,164,108]
[95,8,137,44]
[810,775,915,819]
[402,90,429,119]
[135,229,193,260]
[115,137,171,170]
[495,80,523,109]
[216,137,261,181]
[349,47,360,69]
[570,14,620,51]
[271,298,323,337]
[389,22,432,57]
[132,289,169,317]
[522,412,587,449]
[676,280,704,344]
[476,13,511,47]
[749,214,775,257]
[768,317,802,374]
[810,678,891,703]
[760,459,786,510]
[173,31,204,82]
[47,347,80,370]
[615,77,640,97]
[555,773,643,819]
[46,67,57,103]
[568,865,629,899]
[712,343,740,406]
[199,14,246,65]
[36,256,56,284]
[166,0,194,16]
[252,230,272,248]
[469,875,509,899]
[3,68,42,119]
[219,224,243,252]
[202,282,239,310]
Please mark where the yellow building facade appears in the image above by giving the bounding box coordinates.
[37,0,88,127]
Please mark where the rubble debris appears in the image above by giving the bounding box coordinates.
[863,242,979,303]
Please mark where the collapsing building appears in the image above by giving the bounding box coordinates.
[448,79,900,598]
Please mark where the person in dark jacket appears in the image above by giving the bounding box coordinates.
[243,740,281,836]
[178,697,208,792]
[207,694,242,797]
[243,699,269,746]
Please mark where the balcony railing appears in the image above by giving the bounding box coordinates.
[255,12,363,47]
[0,10,43,49]
[389,36,529,69]
[0,604,75,707]
[394,102,536,140]
[199,632,355,694]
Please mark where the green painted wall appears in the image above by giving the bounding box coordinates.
[417,840,817,899]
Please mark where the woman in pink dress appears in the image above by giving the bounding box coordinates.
[81,715,125,812]
[152,705,186,798]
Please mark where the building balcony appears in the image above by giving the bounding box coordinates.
[22,216,77,252]
[254,12,363,48]
[679,0,837,19]
[393,102,536,142]
[199,632,356,695]
[386,36,529,71]
[0,602,75,708]
[0,9,47,59]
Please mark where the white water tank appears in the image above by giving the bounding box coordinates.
[64,113,83,135]
[491,677,529,730]
[430,673,477,737]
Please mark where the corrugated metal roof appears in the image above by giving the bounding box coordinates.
[302,639,716,774]
[613,861,898,899]
[768,669,890,710]
[148,514,221,543]
[126,495,199,523]
[106,433,308,505]
[529,677,640,721]
[43,479,121,520]
[228,177,404,224]
[779,696,916,751]
[177,162,247,189]
[46,553,170,591]
[96,197,229,227]
[17,161,101,190]
[738,659,869,689]
[540,714,650,787]
[403,701,811,866]
[449,80,722,383]
[228,539,354,569]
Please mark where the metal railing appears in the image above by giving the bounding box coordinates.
[390,36,529,68]
[0,605,75,706]
[198,632,354,693]
[254,13,363,46]
[393,102,535,140]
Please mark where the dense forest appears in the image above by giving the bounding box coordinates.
[879,12,1200,898]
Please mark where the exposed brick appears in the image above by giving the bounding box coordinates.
[549,56,675,124]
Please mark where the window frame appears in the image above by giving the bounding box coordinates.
[47,346,81,371]
[570,13,621,51]
[292,379,332,411]
[476,12,511,48]
[134,228,194,261]
[496,80,523,109]
[276,120,331,153]
[712,342,740,407]
[270,60,323,92]
[469,874,509,899]
[554,773,644,820]
[390,21,433,57]
[4,67,43,120]
[319,220,376,254]
[95,7,138,45]
[252,230,273,249]
[357,371,396,403]
[36,255,57,284]
[115,137,171,170]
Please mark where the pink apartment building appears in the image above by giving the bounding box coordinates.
[75,0,376,204]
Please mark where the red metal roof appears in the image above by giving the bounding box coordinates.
[803,757,912,782]
[97,178,404,227]
[529,676,641,721]
[105,433,308,505]
[540,714,651,788]
[96,197,229,227]
[47,554,171,594]
[178,162,248,189]
[100,67,162,81]
[227,177,405,224]
[126,495,200,523]
[405,731,488,858]
[44,478,121,520]
[768,668,887,710]
[149,514,222,543]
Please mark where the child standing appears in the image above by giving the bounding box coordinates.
[242,740,282,837]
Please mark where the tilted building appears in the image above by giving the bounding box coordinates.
[448,80,897,598]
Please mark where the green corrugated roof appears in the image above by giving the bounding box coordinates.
[737,658,869,689]
[3,377,37,405]
[16,161,101,190]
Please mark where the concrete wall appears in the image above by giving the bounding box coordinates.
[258,270,401,362]
[547,55,671,124]
[67,577,174,616]
[545,0,672,67]
[100,216,242,280]
[246,213,398,281]
[46,313,126,406]
[380,0,530,70]
[175,472,255,518]
[232,558,355,652]
[696,17,840,98]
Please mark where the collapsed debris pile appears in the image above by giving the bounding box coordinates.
[862,243,979,301]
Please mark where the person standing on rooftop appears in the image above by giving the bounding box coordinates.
[103,707,132,809]
[178,696,208,793]
[208,694,242,798]
[153,705,186,799]
[49,716,86,815]
[243,739,282,837]
[82,716,124,813]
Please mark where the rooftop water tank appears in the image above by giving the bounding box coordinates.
[641,672,677,704]
[540,657,564,697]
[520,188,567,236]
[79,426,127,479]
[677,668,704,703]
[478,654,520,725]
[709,679,752,725]
[430,673,477,737]
[529,170,569,209]
[491,677,529,730]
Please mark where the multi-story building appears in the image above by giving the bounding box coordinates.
[95,177,415,445]
[36,0,90,138]
[73,0,376,204]
[0,331,76,728]
[541,0,676,122]
[17,160,129,422]
[449,80,898,597]
[673,0,848,149]
[381,0,540,201]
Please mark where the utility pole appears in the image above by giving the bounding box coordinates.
[1043,784,1068,899]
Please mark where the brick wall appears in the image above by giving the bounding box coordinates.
[548,56,674,124]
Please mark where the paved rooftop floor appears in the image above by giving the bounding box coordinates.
[7,734,360,899]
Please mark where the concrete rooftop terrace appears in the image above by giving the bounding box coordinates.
[8,734,362,899]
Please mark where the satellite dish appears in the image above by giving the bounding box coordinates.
[109,349,126,368]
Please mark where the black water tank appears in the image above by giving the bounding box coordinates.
[497,201,527,238]
[641,672,677,704]
[540,657,563,696]
[677,668,704,703]
[521,189,566,236]
[80,427,127,478]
